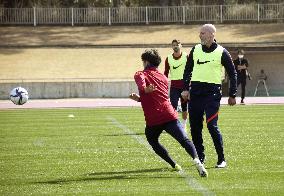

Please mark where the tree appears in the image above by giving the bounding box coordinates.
[3,0,26,8]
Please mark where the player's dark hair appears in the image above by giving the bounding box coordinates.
[172,39,181,44]
[141,49,161,67]
[238,49,245,54]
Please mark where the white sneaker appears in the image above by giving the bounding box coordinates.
[216,161,227,168]
[193,158,208,177]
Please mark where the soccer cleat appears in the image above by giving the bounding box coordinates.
[216,160,227,168]
[173,163,182,171]
[193,158,208,177]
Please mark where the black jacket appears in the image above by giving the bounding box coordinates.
[233,58,249,81]
[183,42,237,98]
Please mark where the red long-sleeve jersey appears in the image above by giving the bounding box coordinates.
[134,67,178,126]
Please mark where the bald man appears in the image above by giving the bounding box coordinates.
[182,24,237,168]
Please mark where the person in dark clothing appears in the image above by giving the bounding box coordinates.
[233,49,249,104]
[182,24,237,168]
[129,49,208,177]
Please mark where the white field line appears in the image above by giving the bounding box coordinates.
[108,116,215,196]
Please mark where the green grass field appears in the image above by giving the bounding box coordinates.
[0,105,283,195]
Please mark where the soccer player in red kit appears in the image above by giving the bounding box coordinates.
[129,49,208,177]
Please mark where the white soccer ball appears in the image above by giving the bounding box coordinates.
[10,87,29,105]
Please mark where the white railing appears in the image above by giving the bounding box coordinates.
[0,8,33,24]
[259,4,282,20]
[185,5,220,22]
[0,4,283,26]
[36,8,72,24]
[111,7,146,24]
[222,4,258,21]
[148,6,183,23]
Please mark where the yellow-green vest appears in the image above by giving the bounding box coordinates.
[167,51,187,80]
[192,44,224,84]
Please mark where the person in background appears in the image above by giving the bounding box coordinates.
[164,39,188,131]
[233,49,249,104]
[130,49,208,177]
[182,24,237,168]
[254,69,269,96]
[258,69,267,81]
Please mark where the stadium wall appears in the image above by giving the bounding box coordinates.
[228,50,284,97]
[0,50,283,99]
[0,81,138,99]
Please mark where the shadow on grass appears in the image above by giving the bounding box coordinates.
[104,132,144,137]
[87,168,167,176]
[33,167,181,185]
[104,131,171,137]
[204,166,220,170]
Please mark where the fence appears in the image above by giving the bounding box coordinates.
[0,4,283,26]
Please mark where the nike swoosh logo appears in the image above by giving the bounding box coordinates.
[197,59,211,64]
[173,64,182,69]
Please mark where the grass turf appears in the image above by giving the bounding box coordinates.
[0,105,283,195]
